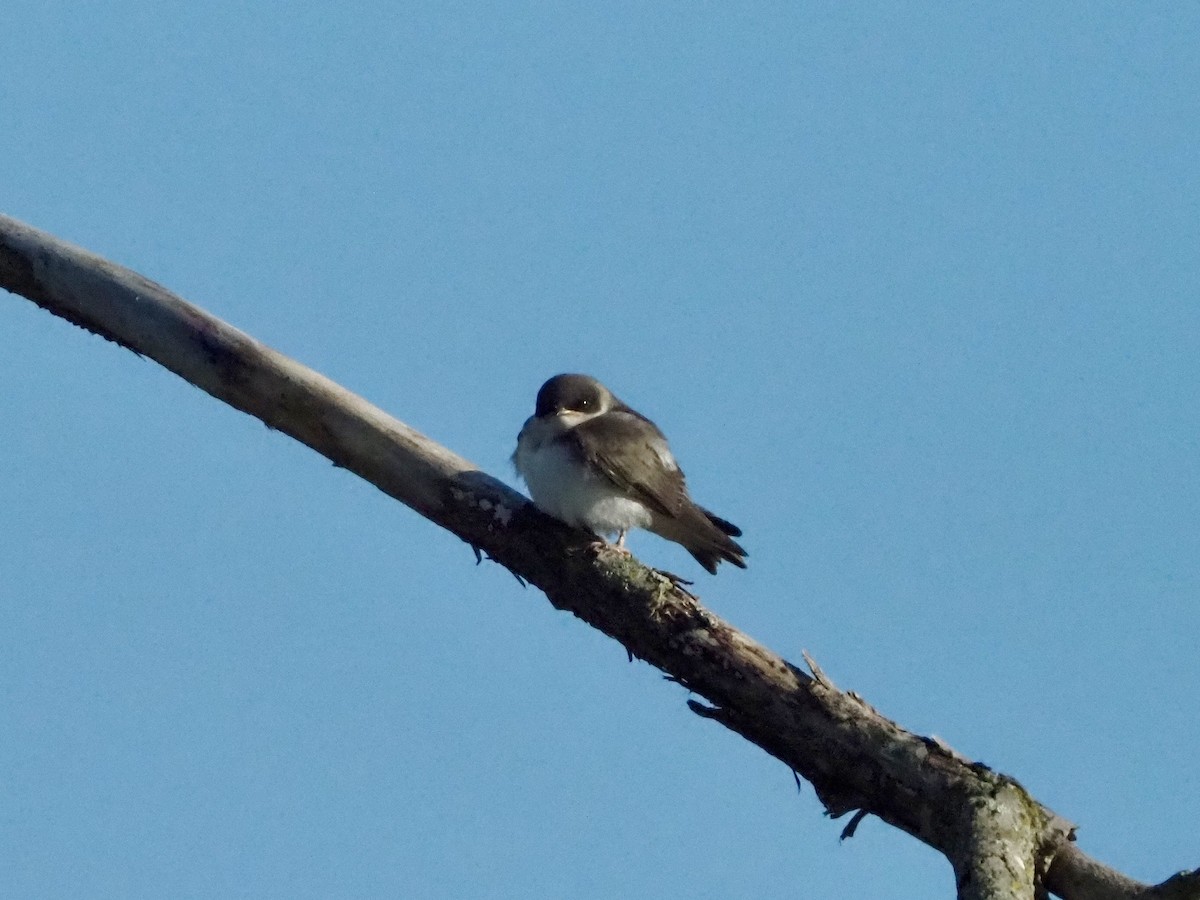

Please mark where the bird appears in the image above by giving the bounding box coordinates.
[513,373,747,574]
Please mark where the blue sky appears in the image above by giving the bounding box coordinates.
[2,3,1197,897]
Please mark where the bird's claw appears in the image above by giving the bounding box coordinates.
[654,568,698,599]
[587,537,633,559]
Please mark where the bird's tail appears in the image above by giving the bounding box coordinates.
[702,510,743,539]
[652,506,747,575]
[691,507,747,573]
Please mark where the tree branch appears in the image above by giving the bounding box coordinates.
[2,214,1194,900]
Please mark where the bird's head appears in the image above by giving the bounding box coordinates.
[534,373,615,424]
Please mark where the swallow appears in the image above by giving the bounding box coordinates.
[513,374,747,573]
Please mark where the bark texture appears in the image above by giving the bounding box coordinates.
[2,213,1195,900]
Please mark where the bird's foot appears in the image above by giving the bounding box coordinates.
[587,537,633,559]
[654,568,698,600]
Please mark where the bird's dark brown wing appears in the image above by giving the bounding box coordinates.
[568,409,748,573]
[567,409,688,518]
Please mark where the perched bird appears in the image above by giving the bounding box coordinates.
[513,374,747,574]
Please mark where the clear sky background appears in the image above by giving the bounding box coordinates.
[2,4,1197,898]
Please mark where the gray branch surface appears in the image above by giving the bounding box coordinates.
[2,213,1195,900]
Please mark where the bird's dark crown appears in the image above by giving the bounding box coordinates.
[535,373,610,417]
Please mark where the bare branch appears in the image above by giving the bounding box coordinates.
[1045,844,1199,900]
[2,214,1193,900]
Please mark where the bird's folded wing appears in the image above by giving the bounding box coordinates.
[568,411,688,518]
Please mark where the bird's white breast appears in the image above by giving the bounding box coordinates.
[514,424,652,537]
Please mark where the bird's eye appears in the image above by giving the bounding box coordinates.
[576,397,593,411]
